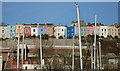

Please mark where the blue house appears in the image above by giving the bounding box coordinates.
[7,25,16,38]
[67,27,78,38]
[38,27,46,35]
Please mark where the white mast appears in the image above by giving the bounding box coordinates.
[72,35,75,71]
[17,29,20,69]
[93,15,97,70]
[76,4,83,70]
[91,47,93,69]
[22,31,24,68]
[40,34,43,69]
[99,38,102,70]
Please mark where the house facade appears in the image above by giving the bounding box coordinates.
[24,27,31,37]
[0,25,7,39]
[81,26,86,36]
[67,27,78,38]
[38,24,46,35]
[54,26,67,39]
[107,26,118,37]
[16,24,24,37]
[86,26,94,35]
[31,24,38,36]
[46,24,54,36]
[6,25,16,38]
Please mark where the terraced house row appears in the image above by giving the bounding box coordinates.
[0,22,120,39]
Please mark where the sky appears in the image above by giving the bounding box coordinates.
[2,2,118,26]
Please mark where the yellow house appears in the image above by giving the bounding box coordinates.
[16,24,24,37]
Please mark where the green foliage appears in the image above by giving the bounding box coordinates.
[82,49,87,55]
[42,34,49,40]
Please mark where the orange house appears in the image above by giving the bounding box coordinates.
[46,24,54,36]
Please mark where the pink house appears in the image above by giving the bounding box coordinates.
[86,26,94,35]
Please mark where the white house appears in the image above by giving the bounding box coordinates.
[0,25,7,39]
[54,26,67,39]
[95,26,118,38]
[31,24,38,36]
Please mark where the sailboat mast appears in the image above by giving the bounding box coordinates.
[76,4,83,70]
[17,29,20,69]
[99,38,102,69]
[22,30,24,68]
[93,15,97,70]
[40,34,43,69]
[72,35,75,71]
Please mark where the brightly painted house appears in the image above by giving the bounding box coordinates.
[46,24,54,36]
[24,27,31,37]
[16,24,24,37]
[31,24,38,36]
[54,26,67,39]
[86,26,94,35]
[81,26,87,36]
[24,24,31,37]
[38,24,46,35]
[67,27,78,38]
[6,25,16,38]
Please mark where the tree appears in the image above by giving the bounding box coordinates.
[42,34,49,40]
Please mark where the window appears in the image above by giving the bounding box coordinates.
[33,29,35,32]
[41,29,43,31]
[26,30,29,32]
[102,33,103,35]
[68,34,69,36]
[68,30,70,32]
[118,29,120,31]
[105,29,106,31]
[48,29,50,32]
[10,30,12,32]
[18,26,20,28]
[72,33,74,36]
[102,29,103,31]
[2,30,4,33]
[58,33,60,36]
[72,29,74,31]
[62,29,64,31]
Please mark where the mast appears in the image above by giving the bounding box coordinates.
[22,30,24,68]
[99,38,102,70]
[91,47,93,69]
[76,4,83,70]
[93,15,97,70]
[40,34,43,69]
[17,29,20,70]
[72,35,75,71]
